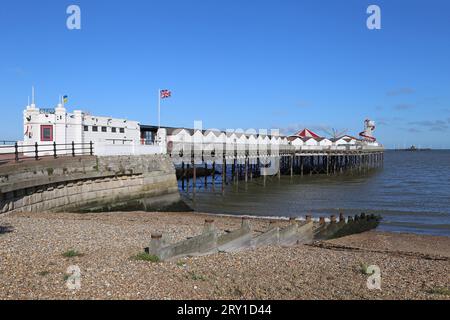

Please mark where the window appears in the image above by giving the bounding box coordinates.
[102,127,107,132]
[119,128,125,133]
[92,126,98,132]
[111,127,117,133]
[40,125,53,141]
[84,126,89,132]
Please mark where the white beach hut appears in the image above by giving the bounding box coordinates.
[317,138,333,147]
[288,136,304,150]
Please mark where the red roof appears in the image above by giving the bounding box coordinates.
[295,128,321,139]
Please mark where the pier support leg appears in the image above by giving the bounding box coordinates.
[204,163,208,188]
[212,161,216,191]
[301,157,304,176]
[326,155,330,175]
[245,157,248,183]
[186,163,190,193]
[278,157,281,180]
[289,155,295,178]
[193,161,197,197]
[222,158,226,194]
[181,161,185,191]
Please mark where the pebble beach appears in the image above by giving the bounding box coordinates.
[0,211,449,300]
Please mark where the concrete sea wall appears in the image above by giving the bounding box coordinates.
[0,155,180,214]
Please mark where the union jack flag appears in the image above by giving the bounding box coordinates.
[160,89,172,99]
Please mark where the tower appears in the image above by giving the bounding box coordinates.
[23,86,40,144]
[54,98,67,148]
[359,119,377,143]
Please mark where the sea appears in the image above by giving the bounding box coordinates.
[183,150,450,237]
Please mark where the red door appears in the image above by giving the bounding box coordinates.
[40,125,53,142]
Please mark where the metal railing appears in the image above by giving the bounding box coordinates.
[168,142,384,158]
[0,140,17,145]
[140,139,156,146]
[105,139,133,145]
[0,141,94,164]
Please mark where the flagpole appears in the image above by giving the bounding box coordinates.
[158,88,161,130]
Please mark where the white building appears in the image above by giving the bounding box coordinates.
[288,136,304,150]
[331,135,359,146]
[316,137,333,147]
[302,137,318,147]
[23,102,164,156]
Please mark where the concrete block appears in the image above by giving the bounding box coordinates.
[252,227,280,248]
[217,220,252,252]
[147,233,163,256]
[203,219,216,233]
[279,223,299,246]
[296,222,314,244]
[156,231,218,261]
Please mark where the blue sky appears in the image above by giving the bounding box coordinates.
[1,0,450,148]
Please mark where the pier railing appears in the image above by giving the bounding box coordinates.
[168,142,384,160]
[0,141,94,164]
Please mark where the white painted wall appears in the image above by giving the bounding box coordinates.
[303,138,318,146]
[318,138,333,146]
[95,143,165,156]
[22,104,156,156]
[290,137,304,150]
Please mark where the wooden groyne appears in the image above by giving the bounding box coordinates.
[144,213,381,261]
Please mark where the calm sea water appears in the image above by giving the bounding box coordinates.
[183,151,450,237]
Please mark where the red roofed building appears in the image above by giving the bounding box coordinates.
[294,128,322,139]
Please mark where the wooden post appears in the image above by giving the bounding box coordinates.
[232,159,236,184]
[181,162,185,191]
[359,154,362,173]
[257,157,261,178]
[222,158,226,194]
[245,157,248,183]
[326,154,329,175]
[204,163,208,188]
[14,142,19,162]
[290,155,295,178]
[236,160,239,186]
[193,161,197,196]
[35,142,39,160]
[263,159,267,187]
[278,156,281,180]
[333,155,337,174]
[53,141,57,159]
[212,161,216,191]
[301,156,304,176]
[186,163,190,193]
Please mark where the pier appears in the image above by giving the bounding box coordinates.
[0,101,385,214]
[170,142,384,194]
